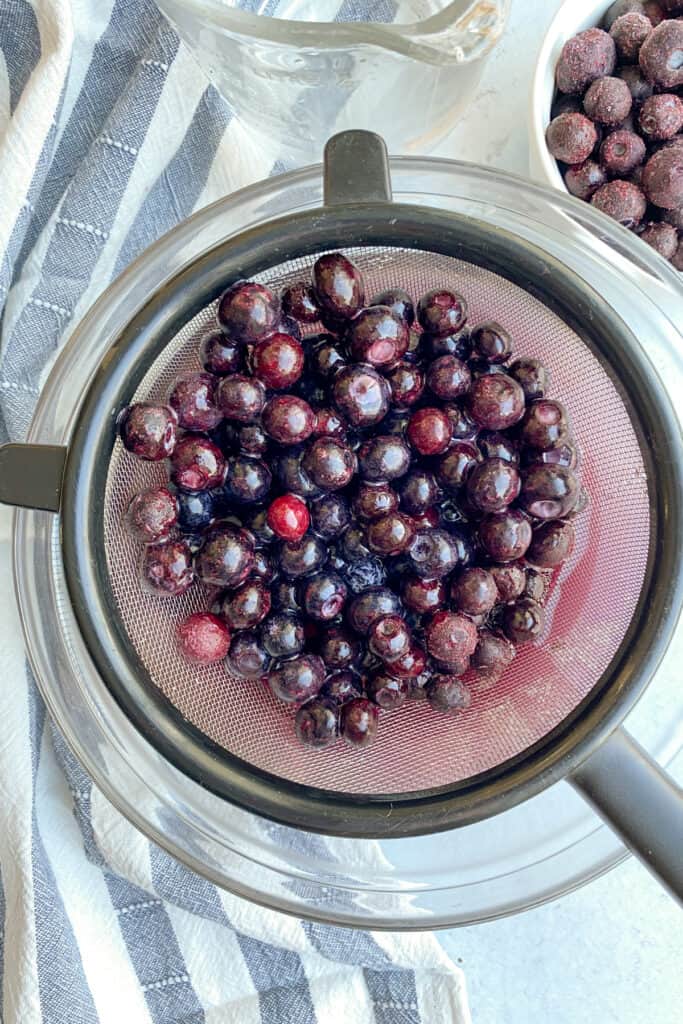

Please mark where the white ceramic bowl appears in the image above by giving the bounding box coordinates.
[529,0,617,190]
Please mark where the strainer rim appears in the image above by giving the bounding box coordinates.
[60,201,683,837]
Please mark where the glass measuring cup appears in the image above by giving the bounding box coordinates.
[154,1,509,165]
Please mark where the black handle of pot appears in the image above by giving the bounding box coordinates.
[0,443,67,512]
[571,727,683,904]
[323,130,393,206]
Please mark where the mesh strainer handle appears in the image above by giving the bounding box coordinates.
[571,728,683,904]
[0,443,66,512]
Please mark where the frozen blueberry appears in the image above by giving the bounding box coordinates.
[427,676,471,714]
[282,281,320,323]
[215,578,272,630]
[610,13,652,63]
[401,575,446,615]
[347,587,402,636]
[407,406,452,456]
[169,371,222,432]
[340,698,379,747]
[488,563,527,603]
[368,614,411,663]
[584,77,632,126]
[333,363,391,428]
[565,159,607,200]
[272,579,302,613]
[503,598,545,645]
[217,374,267,423]
[275,447,322,499]
[319,627,362,671]
[639,20,683,90]
[397,468,440,514]
[366,671,408,710]
[218,281,279,343]
[311,410,347,444]
[425,611,478,666]
[196,524,255,588]
[127,486,178,543]
[170,436,226,492]
[369,287,415,325]
[639,93,683,140]
[118,402,177,461]
[385,360,425,407]
[226,631,271,679]
[478,431,520,464]
[408,528,461,579]
[261,611,305,658]
[339,555,387,595]
[141,539,195,597]
[302,571,348,621]
[467,374,526,430]
[252,332,305,390]
[199,330,243,376]
[471,631,516,680]
[262,395,316,445]
[353,481,400,521]
[639,221,679,259]
[520,464,579,520]
[466,458,520,513]
[313,252,365,318]
[358,435,411,482]
[269,654,326,704]
[295,699,339,748]
[367,512,416,556]
[304,437,357,490]
[603,1,647,30]
[435,442,479,494]
[451,567,498,616]
[309,335,347,380]
[384,642,427,679]
[617,64,654,104]
[176,488,215,533]
[416,287,467,337]
[310,493,351,539]
[556,28,616,94]
[222,456,272,504]
[348,306,409,368]
[471,322,513,364]
[420,328,472,363]
[278,534,327,578]
[599,130,647,177]
[521,399,570,450]
[479,510,533,563]
[527,519,576,568]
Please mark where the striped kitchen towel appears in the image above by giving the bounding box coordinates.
[0,1,471,1022]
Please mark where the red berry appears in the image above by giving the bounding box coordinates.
[267,494,310,541]
[177,612,231,664]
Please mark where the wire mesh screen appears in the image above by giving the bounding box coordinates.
[103,247,649,795]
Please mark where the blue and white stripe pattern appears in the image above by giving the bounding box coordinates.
[0,2,471,1020]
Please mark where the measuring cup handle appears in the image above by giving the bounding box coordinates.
[0,443,66,512]
[323,130,393,206]
[570,727,683,904]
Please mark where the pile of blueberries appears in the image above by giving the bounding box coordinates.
[546,0,683,270]
[118,250,586,751]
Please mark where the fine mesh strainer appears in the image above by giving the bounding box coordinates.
[2,132,683,901]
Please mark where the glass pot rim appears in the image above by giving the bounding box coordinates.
[13,153,683,928]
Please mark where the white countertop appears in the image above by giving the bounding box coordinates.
[435,3,683,1021]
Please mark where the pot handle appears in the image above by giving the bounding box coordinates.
[323,130,393,207]
[0,443,67,512]
[570,727,683,904]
